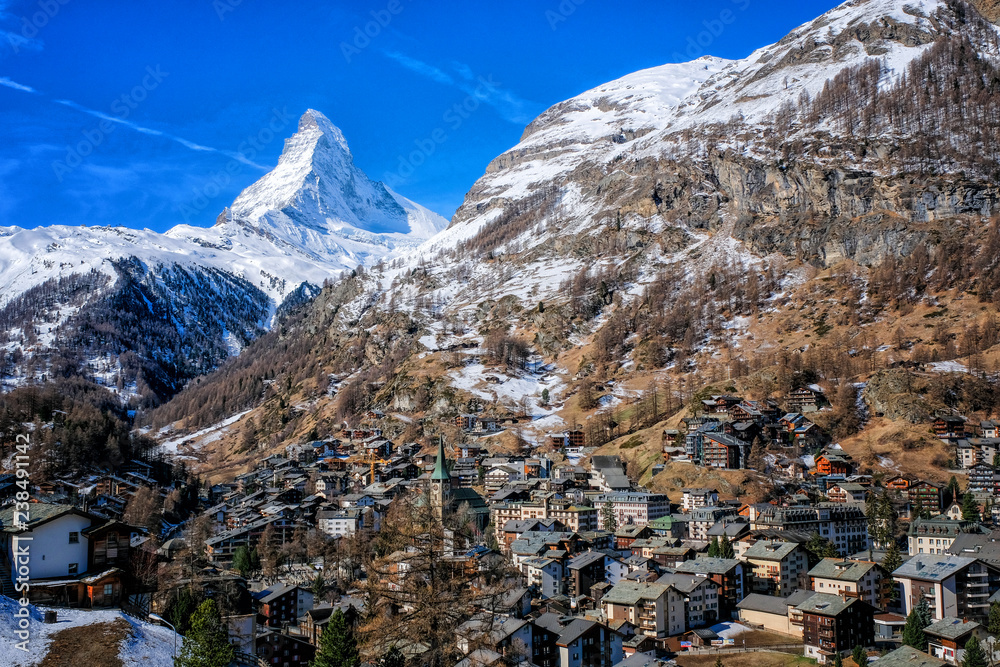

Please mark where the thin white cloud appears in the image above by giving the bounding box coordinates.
[381,51,534,125]
[54,99,222,153]
[0,76,37,93]
[0,72,271,172]
[384,51,455,86]
[31,95,267,169]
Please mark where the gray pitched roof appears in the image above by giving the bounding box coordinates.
[872,646,946,667]
[675,557,740,575]
[556,618,600,647]
[893,554,977,581]
[601,581,671,605]
[808,558,877,582]
[567,551,606,570]
[923,617,981,640]
[795,592,858,617]
[736,593,792,615]
[743,540,800,561]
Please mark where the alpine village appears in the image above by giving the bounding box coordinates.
[7,1,1000,667]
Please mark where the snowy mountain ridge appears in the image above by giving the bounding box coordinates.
[0,109,447,309]
[439,0,1000,253]
[0,111,447,402]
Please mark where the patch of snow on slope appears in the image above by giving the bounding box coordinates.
[0,596,178,667]
[159,409,252,457]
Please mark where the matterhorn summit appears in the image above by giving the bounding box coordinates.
[227,109,444,243]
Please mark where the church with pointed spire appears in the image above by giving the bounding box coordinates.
[429,436,452,523]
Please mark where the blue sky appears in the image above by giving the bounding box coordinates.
[0,0,840,233]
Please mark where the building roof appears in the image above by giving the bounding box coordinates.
[674,557,740,576]
[567,551,606,570]
[893,554,977,581]
[808,558,878,582]
[736,593,795,615]
[557,618,600,647]
[601,581,671,605]
[0,502,94,533]
[659,573,714,594]
[257,583,304,603]
[794,592,859,617]
[873,646,947,667]
[923,617,981,641]
[743,540,800,561]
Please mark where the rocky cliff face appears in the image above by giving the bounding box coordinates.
[972,0,1000,22]
[444,0,999,274]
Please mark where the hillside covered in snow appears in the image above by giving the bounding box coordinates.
[0,110,447,404]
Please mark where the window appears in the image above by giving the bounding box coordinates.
[104,584,113,596]
[68,563,78,575]
[69,531,79,544]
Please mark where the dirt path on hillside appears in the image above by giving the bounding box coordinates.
[39,617,132,667]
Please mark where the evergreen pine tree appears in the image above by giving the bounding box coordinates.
[708,536,720,557]
[962,493,981,522]
[902,601,931,651]
[232,545,252,577]
[175,599,235,667]
[962,635,987,667]
[988,600,1000,636]
[916,599,932,628]
[833,652,843,667]
[312,608,360,667]
[311,572,325,598]
[601,499,618,533]
[720,537,735,559]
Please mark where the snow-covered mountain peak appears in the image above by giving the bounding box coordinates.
[227,109,445,245]
[298,108,351,156]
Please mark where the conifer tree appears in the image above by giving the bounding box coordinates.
[708,536,720,557]
[719,537,735,559]
[902,600,931,651]
[989,600,1000,636]
[962,635,987,667]
[962,493,981,522]
[175,599,235,667]
[601,499,618,532]
[232,545,253,577]
[946,476,962,507]
[312,609,360,667]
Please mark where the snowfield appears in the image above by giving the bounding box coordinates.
[0,596,178,667]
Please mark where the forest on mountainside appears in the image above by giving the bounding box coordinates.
[0,258,270,408]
